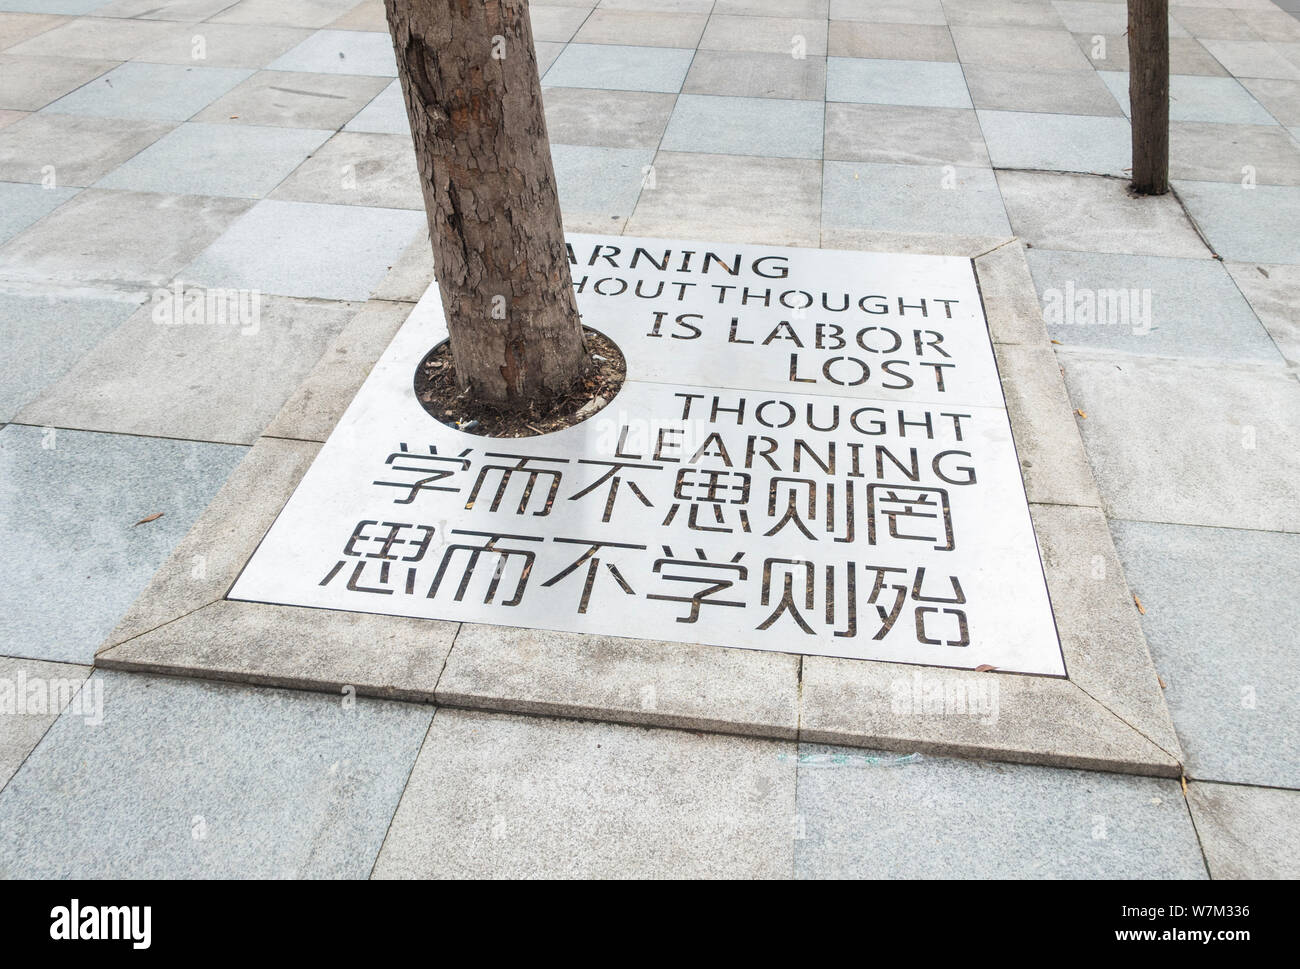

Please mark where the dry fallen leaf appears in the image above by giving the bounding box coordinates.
[1181,776,1189,796]
[1134,594,1145,615]
[134,512,163,526]
[974,664,997,672]
[1075,408,1087,419]
[1157,674,1167,689]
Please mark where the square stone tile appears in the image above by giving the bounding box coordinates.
[700,15,827,56]
[1111,522,1300,788]
[716,0,828,15]
[963,65,1125,116]
[182,198,423,301]
[794,745,1205,878]
[543,87,675,148]
[0,426,245,664]
[369,231,432,302]
[1241,77,1300,126]
[978,109,1131,176]
[535,40,564,76]
[210,0,359,28]
[328,0,386,31]
[6,16,186,59]
[0,656,91,791]
[193,69,389,128]
[96,0,240,17]
[682,49,826,100]
[825,102,989,166]
[997,170,1210,258]
[43,62,252,121]
[343,78,408,133]
[951,25,1094,71]
[0,54,116,111]
[0,12,66,50]
[1062,355,1300,532]
[627,151,821,245]
[543,43,694,93]
[1170,121,1300,185]
[0,182,78,244]
[531,4,590,42]
[95,122,330,198]
[372,708,796,879]
[0,672,432,877]
[823,160,1012,235]
[0,0,112,10]
[0,287,143,421]
[1172,6,1262,40]
[828,0,947,26]
[1076,33,1229,76]
[1202,38,1300,80]
[1225,261,1300,363]
[943,0,1066,27]
[267,27,396,75]
[0,113,173,186]
[827,57,972,108]
[1174,179,1300,264]
[1187,782,1300,879]
[1026,248,1282,361]
[0,189,252,287]
[828,22,956,60]
[661,93,824,158]
[270,130,421,208]
[17,294,357,445]
[1099,71,1277,124]
[552,143,655,219]
[574,9,708,47]
[0,109,24,128]
[131,23,313,68]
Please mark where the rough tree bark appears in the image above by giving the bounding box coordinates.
[384,0,586,404]
[1128,0,1170,195]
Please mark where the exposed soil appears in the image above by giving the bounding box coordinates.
[414,328,626,437]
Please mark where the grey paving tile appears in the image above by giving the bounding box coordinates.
[0,54,116,111]
[1061,355,1300,532]
[828,21,956,61]
[17,294,357,445]
[1241,77,1300,125]
[951,24,1094,71]
[268,27,396,75]
[0,426,245,664]
[531,4,590,43]
[963,64,1125,116]
[534,40,564,76]
[327,0,385,31]
[661,93,824,158]
[94,121,331,198]
[369,230,432,302]
[0,656,91,792]
[209,0,359,29]
[543,42,694,93]
[823,160,1012,235]
[1169,121,1300,185]
[574,8,707,47]
[0,0,110,10]
[0,12,66,50]
[6,15,186,59]
[825,102,989,166]
[716,0,827,15]
[1172,6,1263,41]
[0,109,24,127]
[794,746,1206,878]
[943,0,1066,28]
[827,56,971,108]
[1099,70,1277,124]
[1076,33,1229,76]
[1051,0,1132,33]
[1112,521,1300,788]
[0,182,78,245]
[1026,248,1283,361]
[1235,8,1300,45]
[193,69,389,128]
[0,286,144,422]
[1175,179,1300,264]
[1202,38,1300,80]
[828,0,946,25]
[96,0,241,18]
[0,672,432,877]
[997,170,1210,257]
[43,61,252,121]
[978,109,1130,175]
[343,77,408,134]
[628,150,821,245]
[682,49,826,100]
[597,0,708,10]
[543,87,675,149]
[269,130,421,208]
[1225,261,1300,364]
[552,143,655,218]
[700,14,827,56]
[0,189,252,288]
[372,708,797,879]
[0,113,173,186]
[1187,782,1300,879]
[131,22,313,68]
[181,198,424,301]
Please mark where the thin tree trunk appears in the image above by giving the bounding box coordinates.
[384,0,586,404]
[1128,0,1170,195]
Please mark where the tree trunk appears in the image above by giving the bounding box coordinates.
[384,0,586,404]
[1128,0,1170,195]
